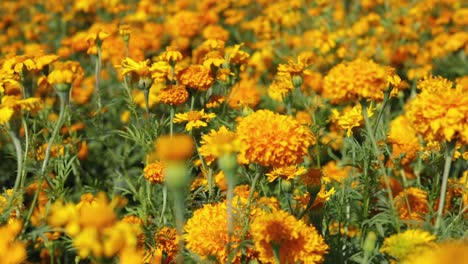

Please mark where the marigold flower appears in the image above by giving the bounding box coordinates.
[268,74,294,102]
[118,57,151,78]
[323,59,400,103]
[184,202,243,263]
[403,240,468,264]
[143,161,166,184]
[331,104,374,137]
[388,115,420,165]
[266,166,307,182]
[0,95,42,125]
[156,85,189,106]
[0,220,26,264]
[158,46,183,64]
[250,209,328,263]
[178,65,214,91]
[237,110,315,167]
[155,227,178,261]
[394,187,429,222]
[173,109,216,131]
[227,76,261,109]
[198,126,241,165]
[380,229,436,261]
[153,134,194,161]
[47,61,84,86]
[406,76,468,144]
[166,11,203,38]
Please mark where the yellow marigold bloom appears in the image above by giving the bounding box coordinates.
[155,227,178,261]
[380,229,436,261]
[250,209,328,263]
[156,85,189,106]
[158,46,183,64]
[388,115,420,165]
[143,161,166,184]
[268,74,294,102]
[153,134,194,161]
[178,65,214,91]
[226,43,250,65]
[394,187,429,222]
[237,110,316,167]
[323,59,400,103]
[150,60,172,83]
[331,104,374,137]
[403,240,468,264]
[166,11,203,38]
[406,76,468,144]
[227,76,261,109]
[173,109,216,131]
[0,95,42,125]
[47,61,84,86]
[185,202,243,263]
[198,126,241,165]
[0,220,26,264]
[202,25,230,42]
[322,161,352,183]
[118,57,151,78]
[266,166,307,182]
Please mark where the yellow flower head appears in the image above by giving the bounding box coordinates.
[184,202,243,263]
[198,126,241,165]
[47,61,84,86]
[380,229,436,261]
[237,110,315,167]
[330,103,374,137]
[388,115,420,165]
[155,227,178,261]
[266,165,307,182]
[250,209,328,263]
[159,46,183,64]
[323,59,400,103]
[0,95,42,125]
[173,109,216,131]
[228,75,261,109]
[119,57,152,78]
[0,220,26,264]
[403,240,468,264]
[406,76,468,144]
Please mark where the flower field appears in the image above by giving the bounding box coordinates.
[1,0,468,263]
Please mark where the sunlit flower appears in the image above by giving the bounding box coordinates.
[227,76,261,109]
[403,240,468,264]
[155,227,178,262]
[185,202,243,263]
[0,220,26,264]
[118,57,151,78]
[153,134,194,161]
[0,96,42,125]
[266,166,307,182]
[380,229,436,261]
[237,110,315,167]
[173,109,216,131]
[323,59,400,104]
[406,76,468,144]
[388,115,420,165]
[198,126,241,165]
[330,104,374,137]
[250,209,328,263]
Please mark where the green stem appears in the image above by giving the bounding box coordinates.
[361,101,400,232]
[434,141,455,234]
[173,191,185,264]
[159,185,167,224]
[6,129,23,210]
[143,88,150,115]
[95,45,102,111]
[272,243,281,264]
[24,89,68,230]
[373,88,392,136]
[170,106,175,136]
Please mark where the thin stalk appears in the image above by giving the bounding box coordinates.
[434,141,455,234]
[158,185,167,224]
[6,129,23,209]
[95,45,102,111]
[24,89,68,230]
[170,107,175,136]
[173,191,185,264]
[361,101,400,232]
[373,88,392,136]
[143,88,150,115]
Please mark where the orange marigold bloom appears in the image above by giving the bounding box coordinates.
[154,134,194,161]
[143,161,166,184]
[394,187,429,222]
[330,104,374,137]
[266,166,307,182]
[155,227,178,261]
[236,110,316,167]
[156,85,189,106]
[184,202,243,263]
[166,11,203,38]
[250,209,328,263]
[388,115,420,165]
[227,76,261,109]
[178,65,214,91]
[406,76,468,144]
[198,126,241,165]
[323,59,400,104]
